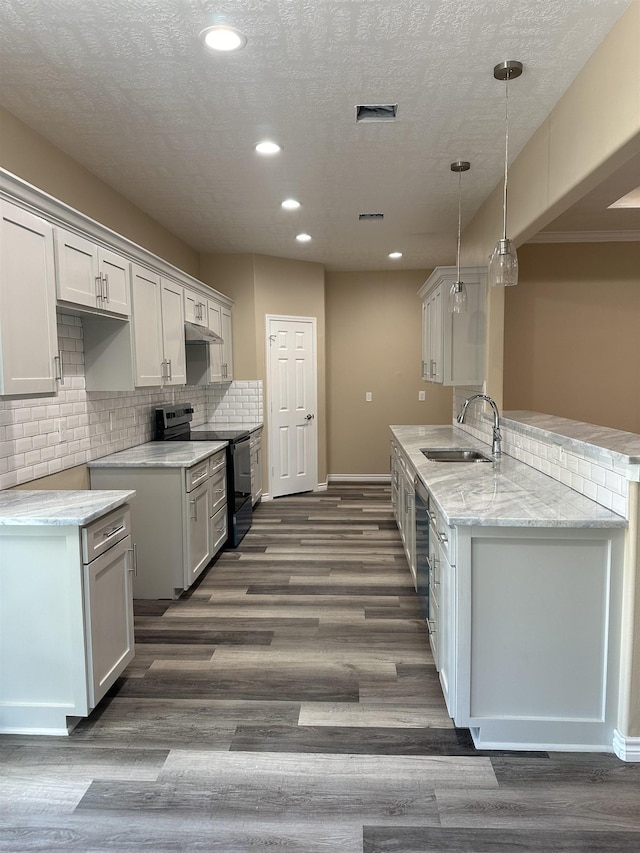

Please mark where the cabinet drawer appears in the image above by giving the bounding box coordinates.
[209,449,226,476]
[186,458,209,492]
[210,505,227,554]
[429,503,455,563]
[82,505,131,564]
[209,466,227,515]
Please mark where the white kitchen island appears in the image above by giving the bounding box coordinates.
[0,489,136,735]
[391,424,628,754]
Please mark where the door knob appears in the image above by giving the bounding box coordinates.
[305,413,315,421]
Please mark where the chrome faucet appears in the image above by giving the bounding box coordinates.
[456,394,502,457]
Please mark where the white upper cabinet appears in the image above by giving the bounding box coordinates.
[0,200,59,395]
[55,227,131,317]
[160,277,186,385]
[130,265,186,387]
[220,306,233,381]
[131,265,164,386]
[418,266,486,387]
[184,287,208,326]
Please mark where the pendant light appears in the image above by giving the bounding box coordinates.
[489,60,523,288]
[448,160,470,314]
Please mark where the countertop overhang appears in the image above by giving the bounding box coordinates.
[391,425,627,529]
[87,441,227,469]
[0,489,135,526]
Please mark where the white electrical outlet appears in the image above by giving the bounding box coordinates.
[365,392,372,402]
[418,390,426,401]
[57,419,66,442]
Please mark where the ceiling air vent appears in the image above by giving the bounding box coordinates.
[355,104,398,122]
[358,213,384,221]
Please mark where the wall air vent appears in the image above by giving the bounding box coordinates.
[358,213,384,221]
[355,104,398,122]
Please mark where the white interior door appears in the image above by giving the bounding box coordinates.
[267,316,317,498]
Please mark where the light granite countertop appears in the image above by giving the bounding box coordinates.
[391,424,627,529]
[503,411,640,465]
[87,441,227,469]
[0,489,135,526]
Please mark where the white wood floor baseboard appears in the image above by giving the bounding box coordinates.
[328,474,392,483]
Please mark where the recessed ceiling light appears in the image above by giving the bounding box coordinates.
[608,185,640,209]
[281,199,301,210]
[296,233,312,243]
[255,141,281,155]
[199,25,247,52]
[388,252,403,259]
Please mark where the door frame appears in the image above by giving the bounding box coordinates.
[265,314,318,499]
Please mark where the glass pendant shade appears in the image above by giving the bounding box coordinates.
[449,160,470,313]
[489,60,523,289]
[489,238,518,287]
[449,280,468,313]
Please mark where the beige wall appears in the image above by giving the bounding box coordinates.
[504,243,640,433]
[0,106,200,275]
[200,253,257,379]
[200,252,328,484]
[326,270,453,475]
[462,1,640,406]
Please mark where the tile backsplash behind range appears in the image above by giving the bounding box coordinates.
[0,312,262,489]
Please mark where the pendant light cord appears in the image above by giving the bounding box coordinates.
[502,77,510,240]
[456,169,462,282]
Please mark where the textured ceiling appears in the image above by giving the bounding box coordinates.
[0,0,634,270]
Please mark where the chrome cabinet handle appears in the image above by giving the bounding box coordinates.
[436,530,448,545]
[104,272,110,303]
[54,353,64,385]
[426,619,437,635]
[102,524,125,540]
[95,274,104,301]
[190,498,197,521]
[128,544,138,577]
[430,359,436,378]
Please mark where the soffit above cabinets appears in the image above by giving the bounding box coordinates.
[0,0,633,270]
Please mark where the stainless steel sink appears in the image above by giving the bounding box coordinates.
[421,448,492,463]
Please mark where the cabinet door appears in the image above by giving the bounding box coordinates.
[210,505,228,557]
[131,264,164,386]
[221,307,233,380]
[98,247,130,317]
[54,227,98,309]
[0,201,58,395]
[161,278,186,385]
[186,479,211,586]
[429,286,443,383]
[251,437,263,505]
[184,288,207,326]
[207,299,224,381]
[84,534,135,708]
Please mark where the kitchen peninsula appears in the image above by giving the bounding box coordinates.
[391,421,629,755]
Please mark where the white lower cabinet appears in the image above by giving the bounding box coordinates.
[0,503,135,735]
[250,428,263,506]
[390,440,416,588]
[454,525,624,751]
[90,449,227,599]
[393,441,625,752]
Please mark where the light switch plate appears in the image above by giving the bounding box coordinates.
[365,392,372,402]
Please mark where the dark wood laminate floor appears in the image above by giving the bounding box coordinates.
[1,484,640,852]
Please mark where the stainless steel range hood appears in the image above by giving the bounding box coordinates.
[184,321,223,344]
